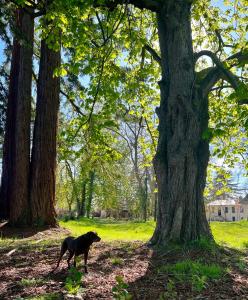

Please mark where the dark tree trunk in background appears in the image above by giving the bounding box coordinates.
[149,168,158,221]
[79,180,87,217]
[30,39,60,226]
[0,9,33,225]
[143,173,148,222]
[154,193,157,221]
[150,1,211,245]
[133,134,147,221]
[86,171,95,218]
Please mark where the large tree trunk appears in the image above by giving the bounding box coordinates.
[150,1,211,245]
[30,39,60,226]
[0,9,33,225]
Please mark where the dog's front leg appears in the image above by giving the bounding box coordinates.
[73,255,77,268]
[84,250,88,273]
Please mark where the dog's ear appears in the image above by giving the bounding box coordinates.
[86,231,95,237]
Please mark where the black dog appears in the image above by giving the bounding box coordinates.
[53,231,101,273]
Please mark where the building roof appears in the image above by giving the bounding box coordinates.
[207,199,237,206]
[240,194,248,204]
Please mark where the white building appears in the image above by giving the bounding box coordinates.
[205,195,248,222]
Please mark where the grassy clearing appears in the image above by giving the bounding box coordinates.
[59,217,155,241]
[211,220,248,249]
[60,217,248,249]
[1,218,247,250]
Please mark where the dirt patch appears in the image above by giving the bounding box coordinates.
[0,229,247,299]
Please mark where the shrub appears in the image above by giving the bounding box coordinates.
[112,275,132,300]
[159,279,177,300]
[111,257,124,266]
[64,267,83,295]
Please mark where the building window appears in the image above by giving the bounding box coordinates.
[232,216,235,221]
[232,207,235,213]
[224,207,228,213]
[218,208,221,216]
[240,207,244,213]
[241,217,243,220]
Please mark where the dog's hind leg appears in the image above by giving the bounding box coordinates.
[67,250,74,269]
[55,240,68,270]
[50,240,68,273]
[84,250,89,273]
[73,254,77,268]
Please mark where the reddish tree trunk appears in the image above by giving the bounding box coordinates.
[0,9,33,225]
[30,39,60,226]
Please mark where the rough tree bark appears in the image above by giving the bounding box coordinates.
[0,9,34,225]
[150,1,211,245]
[30,39,60,226]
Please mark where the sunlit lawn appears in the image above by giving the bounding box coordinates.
[210,221,248,249]
[60,218,248,249]
[60,217,155,241]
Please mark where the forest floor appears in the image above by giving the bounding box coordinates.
[0,220,247,300]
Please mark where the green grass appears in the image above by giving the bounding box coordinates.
[111,257,124,266]
[210,220,248,249]
[1,218,247,250]
[60,218,248,249]
[59,217,155,241]
[158,260,224,291]
[19,278,46,287]
[15,293,62,300]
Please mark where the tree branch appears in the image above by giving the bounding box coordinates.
[60,90,85,116]
[196,50,247,99]
[238,99,248,105]
[95,11,106,42]
[143,44,161,65]
[128,0,160,12]
[94,0,161,12]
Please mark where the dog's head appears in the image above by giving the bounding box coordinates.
[87,231,101,242]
